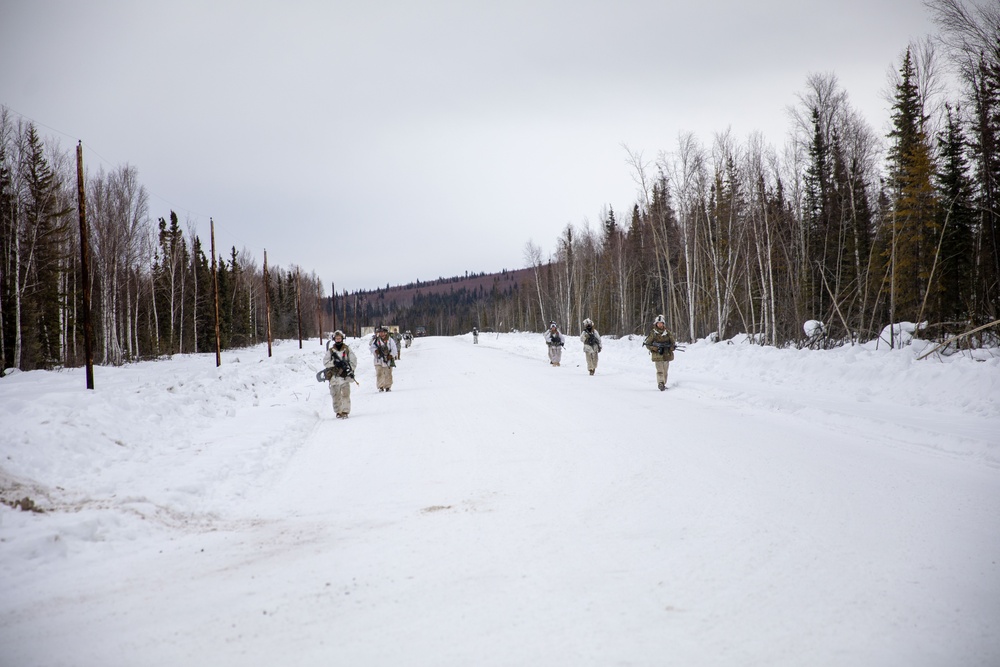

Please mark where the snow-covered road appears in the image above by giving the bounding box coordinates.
[2,333,998,666]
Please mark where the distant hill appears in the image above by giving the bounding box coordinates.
[366,268,535,308]
[330,267,539,336]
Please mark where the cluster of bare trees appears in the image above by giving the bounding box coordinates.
[522,111,882,343]
[520,1,999,346]
[0,109,324,372]
[325,1,1000,345]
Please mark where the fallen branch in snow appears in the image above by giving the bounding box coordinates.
[818,264,855,345]
[916,319,1000,360]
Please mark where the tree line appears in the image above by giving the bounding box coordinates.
[493,2,999,346]
[3,0,998,371]
[0,111,324,372]
[341,2,999,346]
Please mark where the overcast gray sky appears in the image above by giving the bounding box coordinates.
[2,0,936,292]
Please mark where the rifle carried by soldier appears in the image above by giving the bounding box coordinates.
[315,352,358,384]
[316,336,359,384]
[650,340,684,355]
[372,335,396,367]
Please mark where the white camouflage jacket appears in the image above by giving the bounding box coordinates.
[580,327,602,353]
[369,335,398,367]
[324,343,358,379]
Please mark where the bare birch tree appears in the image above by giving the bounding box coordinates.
[524,240,546,328]
[89,164,149,364]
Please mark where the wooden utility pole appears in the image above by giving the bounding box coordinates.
[316,278,323,345]
[263,250,273,357]
[75,142,95,389]
[295,268,303,349]
[210,218,221,367]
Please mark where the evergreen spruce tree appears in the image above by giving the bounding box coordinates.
[20,124,71,368]
[190,236,213,352]
[0,138,14,370]
[215,253,232,349]
[605,205,617,237]
[936,104,977,322]
[804,108,832,319]
[228,246,251,345]
[626,203,648,330]
[969,53,1000,318]
[827,130,852,321]
[884,49,941,324]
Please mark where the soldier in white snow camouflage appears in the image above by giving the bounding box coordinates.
[544,321,564,366]
[580,318,602,375]
[369,326,398,392]
[323,330,358,419]
[643,315,676,391]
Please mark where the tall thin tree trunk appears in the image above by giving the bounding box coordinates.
[179,255,186,353]
[13,226,22,369]
[125,270,134,359]
[150,269,160,355]
[191,251,198,353]
[134,267,141,359]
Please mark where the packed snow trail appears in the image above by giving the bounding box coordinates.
[1,334,998,666]
[259,336,999,666]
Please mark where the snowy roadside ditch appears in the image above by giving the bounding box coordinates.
[1,343,325,571]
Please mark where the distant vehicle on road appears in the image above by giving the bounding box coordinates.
[414,326,427,337]
[361,325,399,336]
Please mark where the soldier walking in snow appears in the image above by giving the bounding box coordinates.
[403,330,413,348]
[369,326,398,392]
[580,318,602,375]
[472,326,479,344]
[323,330,358,419]
[392,330,403,358]
[544,321,565,366]
[643,314,676,391]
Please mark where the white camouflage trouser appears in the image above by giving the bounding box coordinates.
[375,365,393,390]
[329,376,352,415]
[584,349,599,372]
[548,344,562,365]
[653,360,670,386]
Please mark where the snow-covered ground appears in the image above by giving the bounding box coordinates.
[2,332,998,666]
